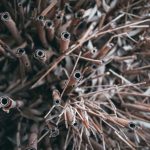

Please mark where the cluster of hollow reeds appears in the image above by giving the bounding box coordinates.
[0,0,150,150]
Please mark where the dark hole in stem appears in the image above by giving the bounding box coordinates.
[25,62,29,66]
[92,49,97,54]
[62,32,70,39]
[18,2,22,7]
[55,99,60,104]
[56,14,61,19]
[73,122,77,126]
[2,12,9,20]
[46,21,53,27]
[1,97,8,105]
[74,72,81,79]
[92,64,97,69]
[129,122,136,129]
[36,50,44,57]
[37,15,44,20]
[17,48,25,54]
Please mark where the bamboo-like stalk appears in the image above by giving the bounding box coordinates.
[96,43,114,59]
[40,0,57,16]
[83,47,98,59]
[0,96,23,113]
[16,48,31,73]
[35,16,49,48]
[1,12,22,44]
[60,31,70,53]
[68,70,82,87]
[109,117,137,129]
[122,102,150,112]
[54,11,63,29]
[17,2,24,26]
[45,20,55,42]
[26,124,38,150]
[34,49,54,64]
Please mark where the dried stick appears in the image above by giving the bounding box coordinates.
[34,49,54,64]
[16,48,31,73]
[35,16,49,49]
[60,31,71,53]
[40,0,57,16]
[1,12,22,44]
[45,20,55,42]
[0,96,23,113]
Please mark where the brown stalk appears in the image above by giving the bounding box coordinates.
[98,13,106,29]
[60,31,70,53]
[31,30,89,88]
[52,89,61,105]
[123,69,146,76]
[113,55,137,62]
[122,102,150,112]
[87,18,150,42]
[0,96,23,113]
[68,71,82,88]
[114,131,136,150]
[45,20,55,42]
[132,64,150,71]
[72,54,102,64]
[109,117,136,129]
[26,124,38,150]
[34,49,54,64]
[17,2,24,26]
[82,47,98,59]
[40,0,57,16]
[96,43,114,59]
[31,18,149,90]
[40,0,47,13]
[35,16,49,49]
[16,48,31,73]
[1,12,22,44]
[61,52,82,97]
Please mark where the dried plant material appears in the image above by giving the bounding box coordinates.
[35,15,49,49]
[0,0,150,150]
[52,89,61,105]
[45,20,55,42]
[0,96,23,113]
[1,12,22,44]
[60,31,70,53]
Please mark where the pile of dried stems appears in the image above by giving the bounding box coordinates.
[0,0,150,150]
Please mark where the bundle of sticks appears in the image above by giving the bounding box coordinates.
[0,0,150,149]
